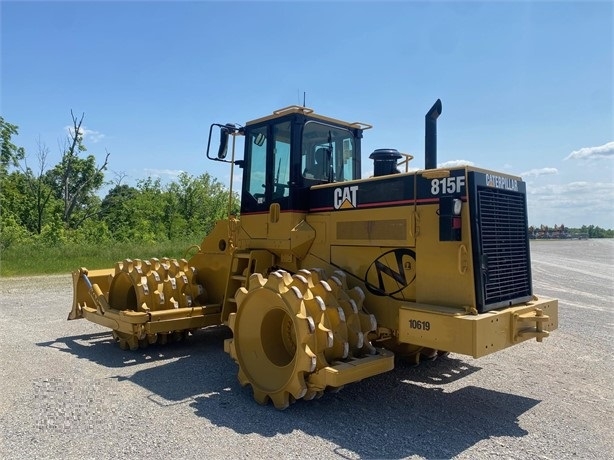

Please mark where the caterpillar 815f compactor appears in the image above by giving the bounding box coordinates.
[69,100,558,409]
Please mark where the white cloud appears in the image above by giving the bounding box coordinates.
[82,128,105,143]
[64,125,106,143]
[520,167,558,178]
[144,168,185,178]
[437,159,475,168]
[565,141,614,160]
[526,181,614,228]
[528,181,613,198]
[64,125,77,136]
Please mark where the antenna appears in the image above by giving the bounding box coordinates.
[303,91,306,107]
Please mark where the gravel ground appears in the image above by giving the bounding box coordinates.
[0,239,612,460]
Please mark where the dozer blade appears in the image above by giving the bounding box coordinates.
[69,267,114,320]
[69,261,223,350]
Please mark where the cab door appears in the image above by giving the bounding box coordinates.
[240,120,293,239]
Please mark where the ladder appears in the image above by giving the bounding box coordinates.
[221,250,274,322]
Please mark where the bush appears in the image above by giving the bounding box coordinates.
[0,212,30,250]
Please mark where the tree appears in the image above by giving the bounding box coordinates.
[20,138,56,234]
[0,117,25,176]
[172,172,239,236]
[101,177,166,242]
[100,183,140,241]
[0,118,29,249]
[45,111,109,228]
[98,172,240,243]
[0,171,30,249]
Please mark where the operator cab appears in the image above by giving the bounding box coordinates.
[239,106,371,214]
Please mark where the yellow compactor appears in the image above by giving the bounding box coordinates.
[69,101,558,409]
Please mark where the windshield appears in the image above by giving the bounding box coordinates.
[302,121,358,182]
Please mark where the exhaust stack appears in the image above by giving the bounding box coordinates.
[425,99,442,170]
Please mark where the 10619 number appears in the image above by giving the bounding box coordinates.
[408,319,431,331]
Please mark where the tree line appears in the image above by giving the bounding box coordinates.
[528,224,613,239]
[2,114,611,252]
[0,114,238,251]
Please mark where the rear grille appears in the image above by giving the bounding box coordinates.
[476,187,532,310]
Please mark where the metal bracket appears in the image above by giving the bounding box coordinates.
[512,307,550,343]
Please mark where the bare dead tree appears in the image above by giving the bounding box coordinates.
[110,170,129,187]
[55,111,110,227]
[19,137,54,234]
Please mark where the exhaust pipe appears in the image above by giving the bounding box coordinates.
[425,99,442,170]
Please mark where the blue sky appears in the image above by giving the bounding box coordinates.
[2,1,612,228]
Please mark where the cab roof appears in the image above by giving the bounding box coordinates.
[245,105,372,131]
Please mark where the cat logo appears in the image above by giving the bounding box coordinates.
[333,185,358,209]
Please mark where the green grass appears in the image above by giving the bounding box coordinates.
[0,238,202,277]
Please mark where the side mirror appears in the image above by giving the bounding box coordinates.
[217,126,230,159]
[206,123,237,162]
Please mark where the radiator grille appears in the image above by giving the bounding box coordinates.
[476,187,532,308]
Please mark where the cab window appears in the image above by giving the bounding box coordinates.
[302,122,357,182]
[244,121,292,208]
[246,126,267,204]
[272,122,291,199]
